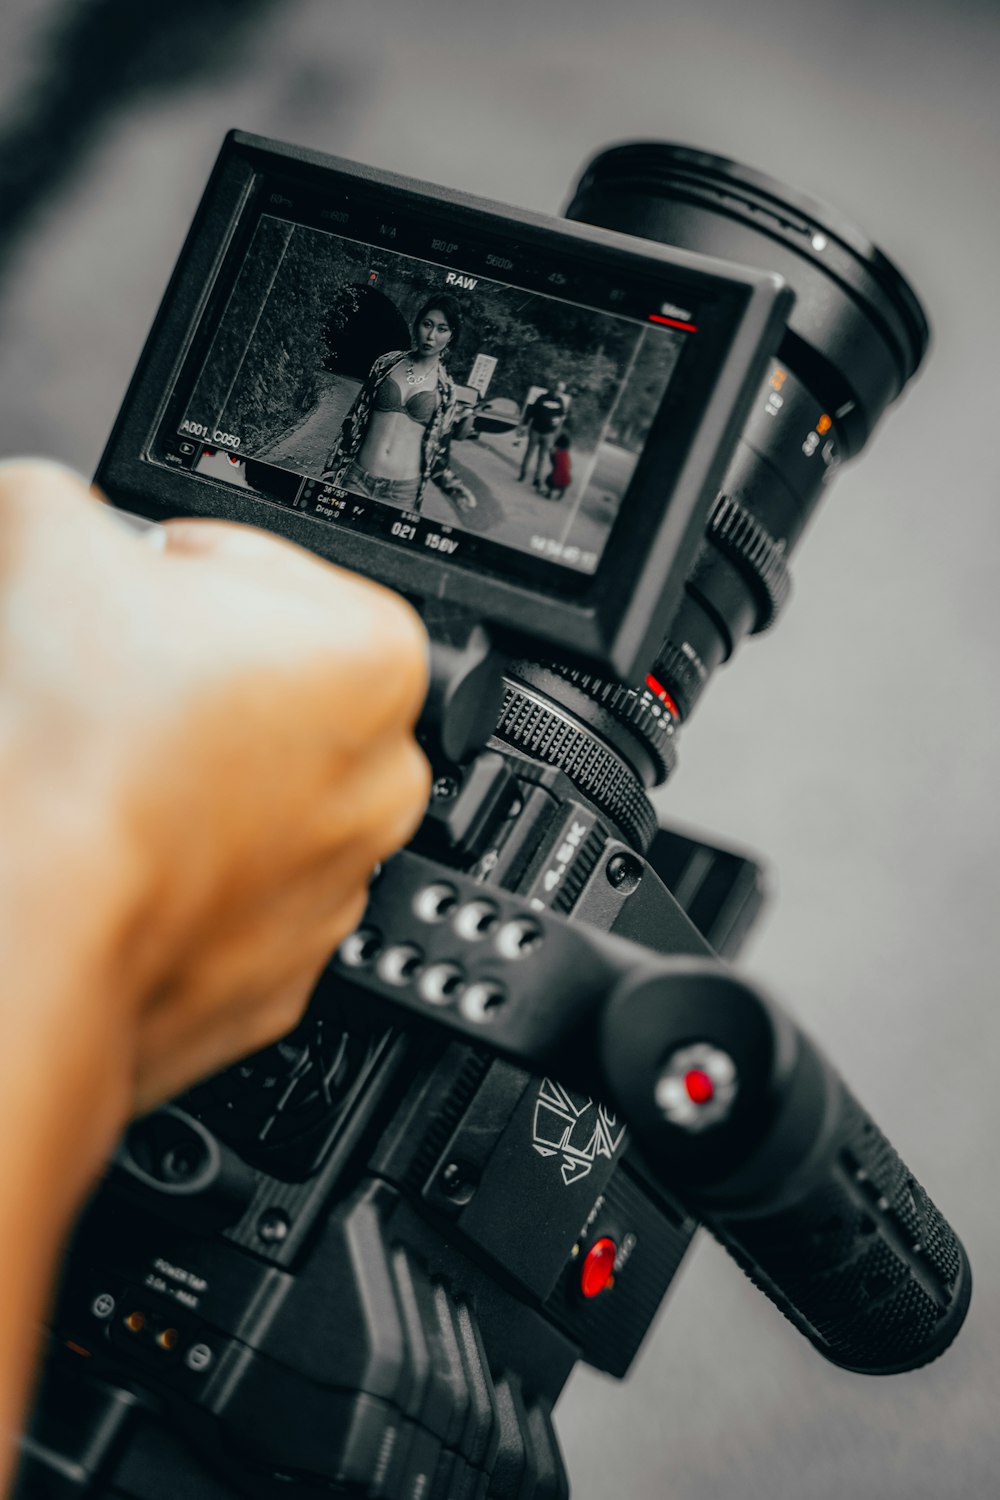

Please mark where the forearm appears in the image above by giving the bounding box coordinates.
[0,1087,92,1493]
[0,855,138,1493]
[0,1039,129,1496]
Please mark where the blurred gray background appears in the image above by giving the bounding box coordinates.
[1,1,997,1495]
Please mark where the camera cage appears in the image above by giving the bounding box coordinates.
[96,130,791,678]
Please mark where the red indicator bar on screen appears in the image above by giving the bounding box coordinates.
[648,314,698,332]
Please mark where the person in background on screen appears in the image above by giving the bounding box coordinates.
[544,432,572,500]
[518,379,569,488]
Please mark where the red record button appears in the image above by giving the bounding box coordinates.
[684,1068,715,1105]
[580,1237,617,1299]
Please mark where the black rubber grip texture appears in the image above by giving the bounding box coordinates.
[494,683,658,851]
[708,493,792,632]
[707,1084,971,1374]
[538,662,679,781]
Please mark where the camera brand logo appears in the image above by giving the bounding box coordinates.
[531,1079,626,1186]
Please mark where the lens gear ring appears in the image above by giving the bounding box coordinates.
[494,682,657,852]
[708,493,792,632]
[514,661,678,785]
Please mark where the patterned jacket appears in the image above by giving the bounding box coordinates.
[324,350,474,512]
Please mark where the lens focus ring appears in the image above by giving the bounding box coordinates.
[708,493,793,632]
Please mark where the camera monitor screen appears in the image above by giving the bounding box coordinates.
[170,214,687,584]
[102,134,789,674]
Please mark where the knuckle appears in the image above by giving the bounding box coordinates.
[389,736,432,817]
[164,519,302,562]
[304,582,428,736]
[363,590,429,706]
[385,591,429,665]
[373,740,431,855]
[401,736,433,810]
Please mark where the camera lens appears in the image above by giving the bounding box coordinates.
[564,142,929,722]
[493,144,929,852]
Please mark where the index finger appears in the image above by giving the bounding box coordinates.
[162,516,431,722]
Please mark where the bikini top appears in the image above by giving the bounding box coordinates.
[373,375,438,426]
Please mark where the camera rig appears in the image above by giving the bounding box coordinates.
[16,134,970,1500]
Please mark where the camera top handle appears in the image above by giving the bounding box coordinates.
[319,847,970,1378]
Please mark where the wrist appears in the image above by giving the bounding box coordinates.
[0,961,137,1224]
[0,783,148,1215]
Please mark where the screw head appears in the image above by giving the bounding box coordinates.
[257,1209,290,1244]
[438,1160,477,1205]
[606,853,642,894]
[432,775,459,802]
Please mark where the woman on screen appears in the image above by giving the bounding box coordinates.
[322,294,475,515]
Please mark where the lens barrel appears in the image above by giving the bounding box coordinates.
[569,144,928,449]
[565,143,929,727]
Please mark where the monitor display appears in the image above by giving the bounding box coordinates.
[163,211,689,582]
[120,136,787,671]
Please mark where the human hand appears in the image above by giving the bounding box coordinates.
[0,461,430,1191]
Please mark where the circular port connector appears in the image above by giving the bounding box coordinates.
[495,917,544,959]
[419,963,466,1005]
[413,882,460,923]
[454,900,501,941]
[460,981,508,1022]
[338,927,382,967]
[376,944,424,985]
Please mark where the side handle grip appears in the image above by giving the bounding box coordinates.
[598,966,972,1374]
[706,1065,972,1374]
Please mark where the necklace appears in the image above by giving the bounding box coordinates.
[406,357,435,386]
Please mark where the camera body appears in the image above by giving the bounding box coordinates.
[16,133,969,1500]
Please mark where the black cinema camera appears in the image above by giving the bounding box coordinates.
[16,133,971,1500]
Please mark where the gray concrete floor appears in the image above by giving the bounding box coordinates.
[1,2,998,1496]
